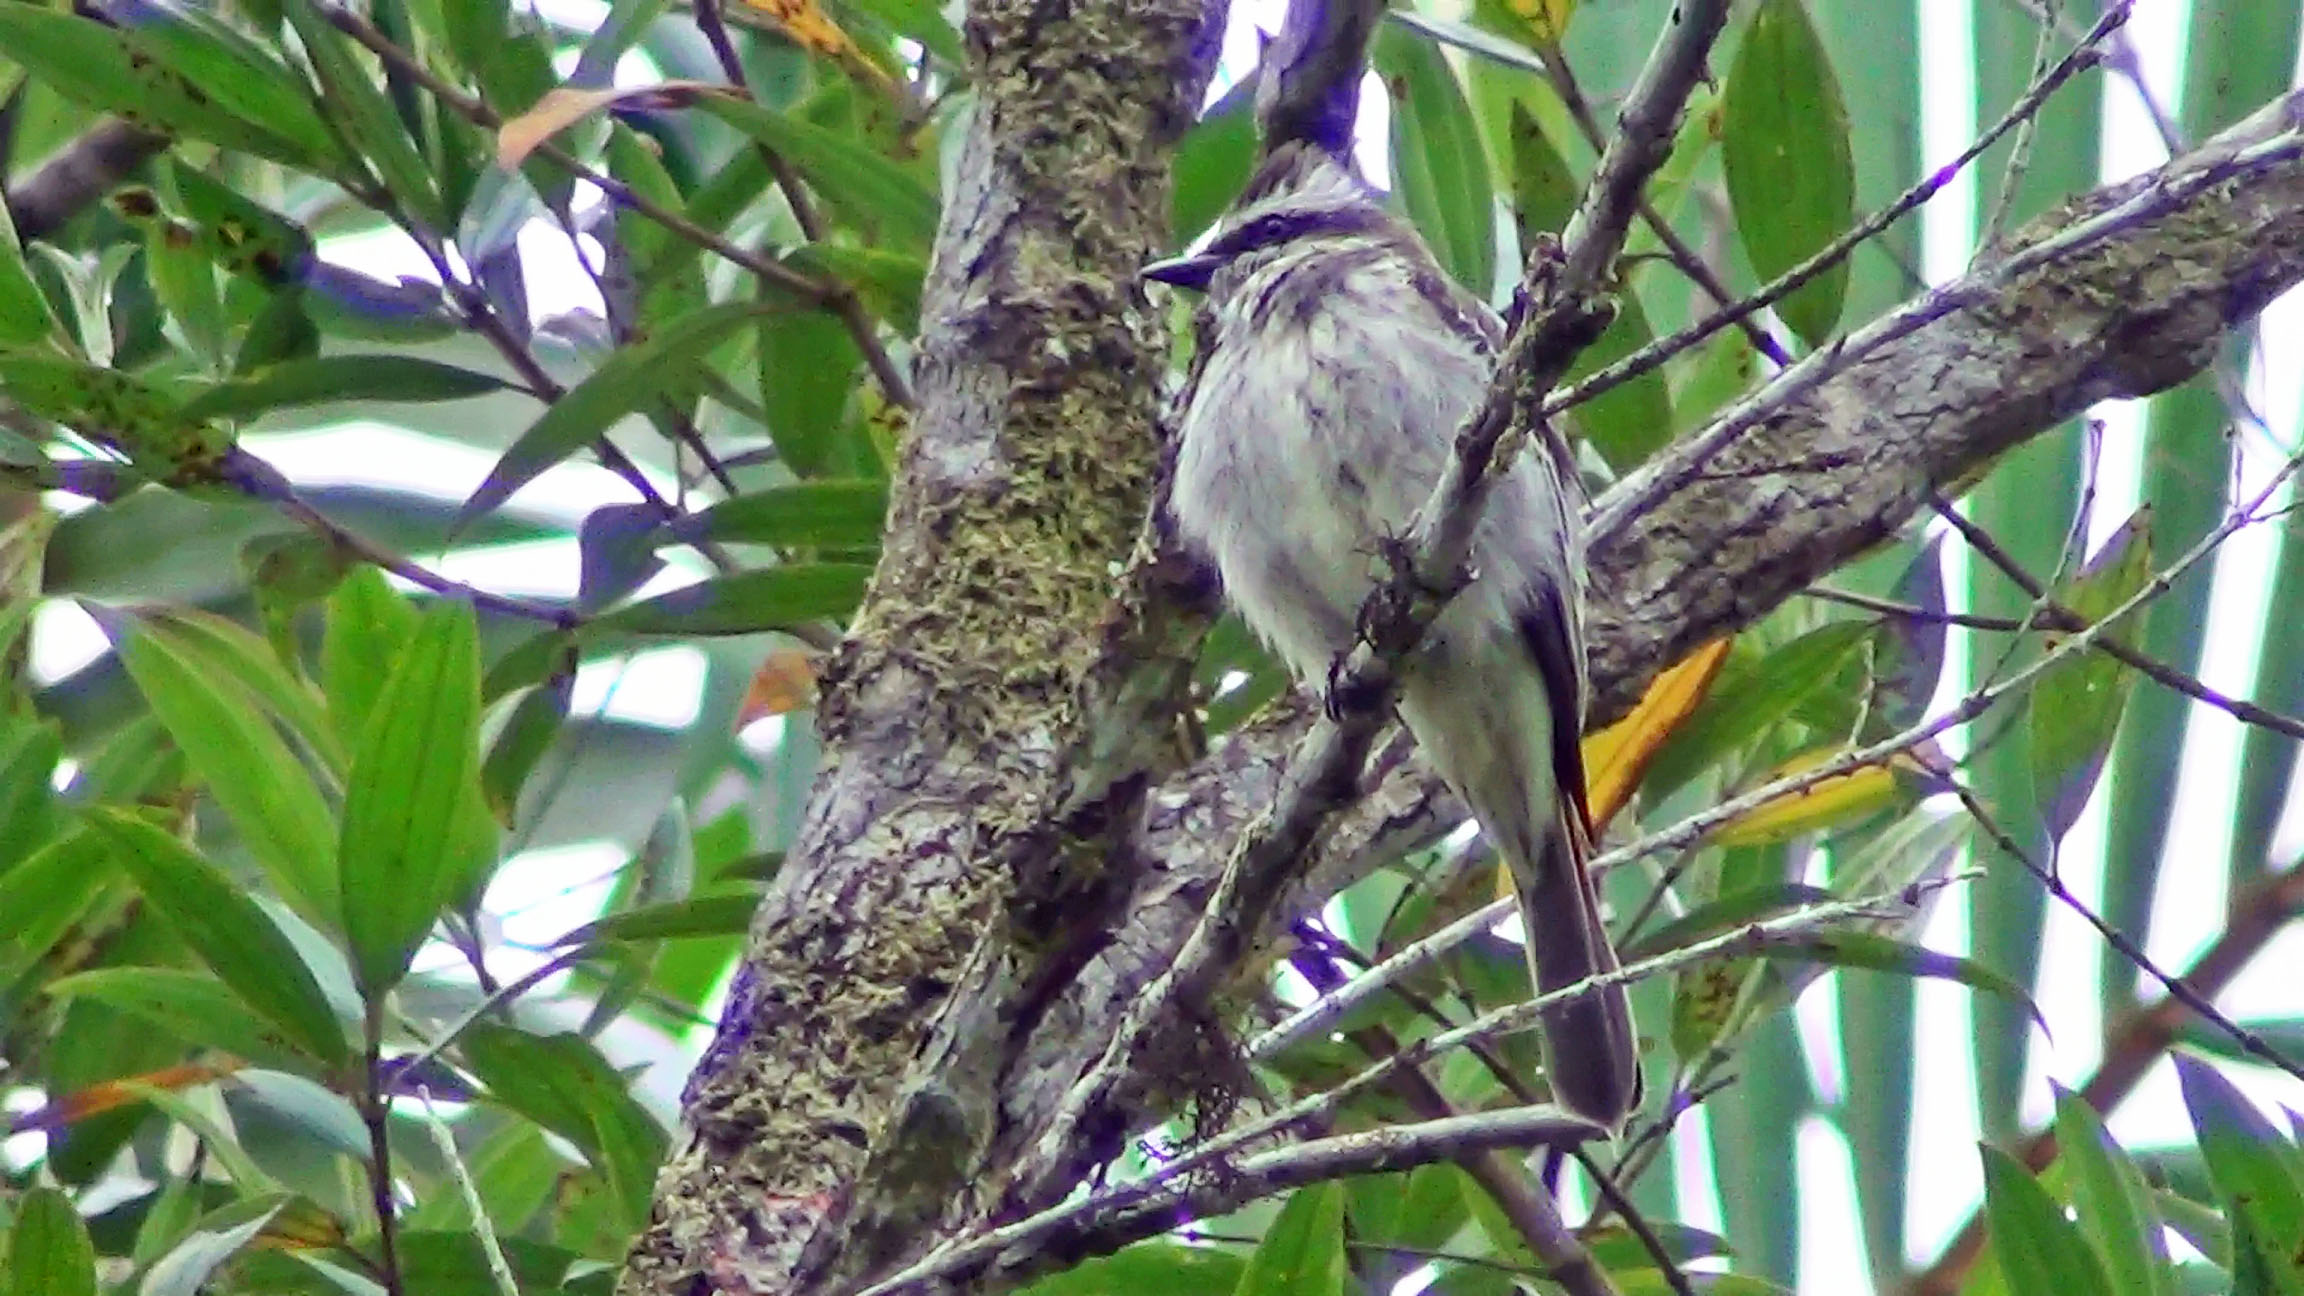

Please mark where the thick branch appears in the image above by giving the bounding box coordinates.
[615,5,1223,1294]
[4,120,167,240]
[990,83,2304,1247]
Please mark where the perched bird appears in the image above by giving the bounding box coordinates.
[1148,142,1641,1129]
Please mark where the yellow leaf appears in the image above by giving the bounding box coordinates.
[1506,0,1578,46]
[736,0,893,89]
[1711,747,1918,848]
[1581,637,1732,831]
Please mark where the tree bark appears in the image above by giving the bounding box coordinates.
[620,10,2304,1280]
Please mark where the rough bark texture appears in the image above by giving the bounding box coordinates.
[615,6,1219,1293]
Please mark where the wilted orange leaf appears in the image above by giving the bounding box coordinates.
[10,1060,239,1133]
[497,82,713,169]
[1581,636,1732,831]
[740,649,821,726]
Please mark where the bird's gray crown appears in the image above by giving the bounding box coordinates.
[1143,144,1399,290]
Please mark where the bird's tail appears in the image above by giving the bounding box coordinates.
[1510,811,1642,1130]
[1400,673,1641,1130]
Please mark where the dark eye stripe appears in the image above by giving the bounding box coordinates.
[1207,204,1390,261]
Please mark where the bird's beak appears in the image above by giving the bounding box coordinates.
[1140,252,1221,290]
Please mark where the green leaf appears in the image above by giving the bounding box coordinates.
[130,606,346,779]
[594,564,872,635]
[112,611,340,919]
[2174,1052,2304,1286]
[0,714,65,867]
[1233,1182,1346,1296]
[481,670,574,825]
[2028,508,2151,842]
[1643,620,1874,801]
[1980,1145,2115,1296]
[789,244,926,336]
[0,832,116,989]
[322,565,422,748]
[84,809,348,1065]
[2,1188,95,1296]
[1622,883,1835,960]
[179,355,510,423]
[458,1025,667,1228]
[43,968,316,1069]
[1375,26,1496,294]
[339,600,485,994]
[1562,286,1675,472]
[555,894,760,945]
[672,481,890,549]
[145,220,229,366]
[691,94,939,250]
[1021,1243,1248,1296]
[755,306,863,478]
[2054,1086,2175,1296]
[140,1198,287,1296]
[0,201,61,347]
[284,1,445,229]
[0,7,337,173]
[1174,80,1258,246]
[840,0,964,64]
[457,301,769,527]
[0,354,234,482]
[1721,0,1856,347]
[1761,930,2043,1027]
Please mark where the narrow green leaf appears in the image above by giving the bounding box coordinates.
[2027,508,2151,842]
[284,0,445,228]
[0,201,61,347]
[2054,1087,2174,1296]
[1234,1181,1346,1296]
[167,164,314,286]
[322,565,421,747]
[0,832,115,989]
[555,894,760,945]
[789,244,926,337]
[1721,0,1856,347]
[690,94,939,249]
[179,355,509,422]
[140,1199,287,1296]
[1563,287,1675,472]
[1762,930,2044,1027]
[481,670,574,825]
[1980,1146,2115,1296]
[131,606,346,778]
[1643,621,1874,801]
[84,809,348,1065]
[1021,1244,1248,1296]
[840,0,964,64]
[0,354,234,481]
[112,613,339,919]
[755,307,863,478]
[339,600,485,993]
[2,1188,95,1296]
[1621,883,1835,960]
[2174,1053,2304,1285]
[458,1025,667,1228]
[0,714,65,867]
[673,481,890,550]
[1375,26,1496,294]
[595,564,872,635]
[44,968,315,1069]
[0,7,335,172]
[145,219,229,365]
[1174,80,1258,246]
[457,301,769,527]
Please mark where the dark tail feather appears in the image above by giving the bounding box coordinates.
[1515,822,1641,1130]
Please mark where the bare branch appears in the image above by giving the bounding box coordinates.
[5,120,167,240]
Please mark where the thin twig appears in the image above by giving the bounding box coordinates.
[1551,2,2126,431]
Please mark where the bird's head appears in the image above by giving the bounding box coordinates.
[1141,144,1403,295]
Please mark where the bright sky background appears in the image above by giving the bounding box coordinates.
[17,1,2304,1289]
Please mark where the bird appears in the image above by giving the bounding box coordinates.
[1146,141,1641,1129]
